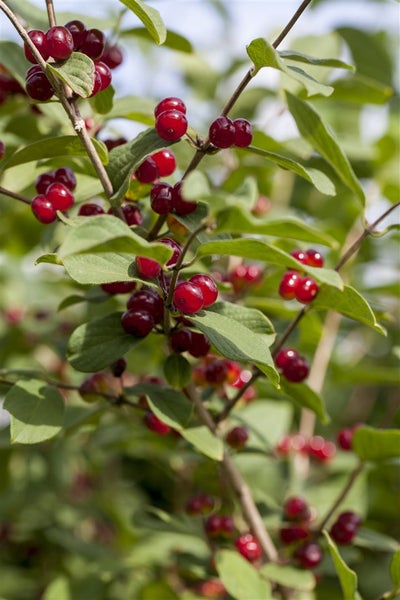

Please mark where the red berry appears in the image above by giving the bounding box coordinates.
[90,69,102,97]
[204,360,228,385]
[154,96,186,117]
[101,44,123,69]
[291,249,308,265]
[204,514,222,538]
[25,71,54,101]
[45,26,74,60]
[295,277,319,304]
[121,309,154,337]
[155,110,188,141]
[230,264,263,293]
[35,171,55,194]
[337,428,354,451]
[0,140,5,160]
[189,274,218,308]
[31,194,57,224]
[46,182,74,211]
[294,541,323,569]
[226,426,249,449]
[53,167,76,191]
[121,204,143,226]
[337,511,362,529]
[24,30,49,63]
[329,521,356,545]
[274,347,298,370]
[94,61,112,91]
[151,148,176,176]
[188,331,211,358]
[173,281,204,315]
[64,20,86,50]
[185,492,214,516]
[305,249,324,268]
[135,256,162,279]
[283,496,311,522]
[172,181,197,215]
[307,436,336,462]
[170,328,193,353]
[80,28,105,59]
[280,525,309,544]
[135,156,159,184]
[110,358,127,377]
[279,270,302,300]
[78,203,105,216]
[159,237,182,267]
[282,354,309,383]
[235,533,262,562]
[103,137,127,151]
[219,515,235,537]
[101,281,136,295]
[150,182,173,214]
[209,116,235,149]
[144,411,171,435]
[233,118,253,147]
[127,289,164,324]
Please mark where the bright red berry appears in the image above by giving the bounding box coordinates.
[151,149,176,176]
[53,167,76,191]
[31,194,57,224]
[283,496,311,522]
[235,533,262,562]
[154,96,186,117]
[24,30,49,63]
[188,331,211,358]
[307,436,336,462]
[294,541,323,569]
[135,156,159,184]
[291,249,308,265]
[150,182,173,214]
[173,281,204,315]
[209,116,235,148]
[64,20,86,50]
[282,354,309,383]
[274,347,298,370]
[189,274,218,308]
[46,182,74,211]
[101,281,136,295]
[305,249,324,268]
[78,203,105,216]
[101,44,123,69]
[25,71,54,101]
[80,28,105,59]
[226,426,249,450]
[155,110,188,141]
[337,428,354,451]
[121,309,154,337]
[295,277,319,304]
[144,411,171,435]
[45,26,74,60]
[135,256,162,279]
[233,118,253,147]
[94,61,112,91]
[172,181,197,215]
[127,289,164,324]
[279,270,302,300]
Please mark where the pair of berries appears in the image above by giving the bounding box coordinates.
[209,116,253,149]
[154,97,188,142]
[280,496,313,546]
[235,533,262,562]
[150,180,197,216]
[185,492,214,516]
[275,347,310,383]
[279,249,324,304]
[78,203,143,226]
[135,237,182,280]
[134,148,177,184]
[330,511,362,545]
[31,168,77,223]
[173,274,218,315]
[276,433,336,462]
[169,328,211,358]
[121,287,164,338]
[204,514,235,539]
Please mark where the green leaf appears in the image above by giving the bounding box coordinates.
[118,0,166,45]
[4,380,65,444]
[0,41,29,85]
[197,238,343,289]
[2,136,108,170]
[354,529,400,553]
[163,354,192,388]
[323,531,358,600]
[90,84,115,114]
[207,301,275,335]
[180,426,224,461]
[121,27,193,53]
[246,145,335,195]
[352,426,400,461]
[260,563,315,591]
[105,128,174,203]
[246,38,333,97]
[332,74,393,105]
[67,312,142,372]
[35,253,63,266]
[127,383,192,430]
[215,206,337,246]
[281,380,329,424]
[43,577,71,600]
[285,92,365,203]
[215,550,271,600]
[280,50,354,71]
[47,52,94,98]
[390,550,400,588]
[190,309,279,387]
[313,285,385,334]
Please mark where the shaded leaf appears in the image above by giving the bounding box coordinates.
[163,354,192,388]
[281,380,329,424]
[354,529,400,553]
[332,74,393,105]
[90,85,115,114]
[47,52,94,98]
[390,550,400,587]
[207,301,275,336]
[126,383,192,430]
[118,0,166,44]
[216,550,271,600]
[323,531,358,600]
[0,41,29,85]
[352,426,400,461]
[280,50,354,71]
[260,563,315,591]
[121,27,193,53]
[180,426,224,461]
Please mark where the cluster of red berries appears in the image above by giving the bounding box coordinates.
[78,202,143,225]
[279,248,324,304]
[150,180,198,216]
[193,358,255,403]
[276,433,336,462]
[228,263,263,294]
[169,327,211,358]
[279,496,323,569]
[329,511,362,545]
[209,116,253,149]
[134,148,177,184]
[185,492,215,516]
[121,287,164,338]
[204,514,235,539]
[31,166,77,223]
[275,347,310,383]
[154,97,188,142]
[173,273,219,315]
[24,21,122,101]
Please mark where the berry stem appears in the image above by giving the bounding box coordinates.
[0,186,31,205]
[45,0,57,27]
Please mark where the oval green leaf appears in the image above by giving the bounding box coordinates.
[180,426,224,461]
[352,426,400,461]
[47,52,94,98]
[323,531,359,600]
[118,0,166,45]
[216,550,271,600]
[126,382,192,430]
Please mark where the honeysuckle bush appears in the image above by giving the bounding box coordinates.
[0,0,399,599]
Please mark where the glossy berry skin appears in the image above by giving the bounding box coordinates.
[291,249,308,266]
[45,26,74,60]
[173,281,204,315]
[188,331,211,358]
[226,426,249,450]
[24,30,49,63]
[135,256,162,279]
[282,354,309,383]
[80,28,105,59]
[0,140,5,160]
[31,195,57,224]
[295,276,319,304]
[101,44,124,69]
[90,70,102,97]
[159,237,182,267]
[101,281,136,295]
[337,428,354,450]
[135,156,159,184]
[150,182,173,214]
[235,533,262,562]
[64,20,86,50]
[120,204,142,226]
[35,171,55,194]
[172,181,197,215]
[330,520,357,545]
[280,525,309,545]
[121,309,154,337]
[46,182,74,211]
[294,541,323,569]
[78,203,105,216]
[189,274,218,308]
[25,71,54,101]
[233,118,253,147]
[283,496,311,522]
[94,61,112,91]
[154,96,186,117]
[127,289,164,324]
[54,167,77,191]
[275,347,298,370]
[155,110,188,141]
[306,248,324,268]
[110,358,127,377]
[152,149,176,176]
[279,270,302,300]
[144,411,171,435]
[209,116,235,148]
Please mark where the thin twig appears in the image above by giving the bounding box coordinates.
[0,186,31,205]
[45,0,57,27]
[316,463,364,532]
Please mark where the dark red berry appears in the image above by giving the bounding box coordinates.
[101,281,136,295]
[150,182,173,214]
[64,20,86,50]
[121,204,143,226]
[337,428,354,451]
[103,137,127,151]
[144,411,171,435]
[280,525,309,545]
[282,354,309,383]
[110,358,127,377]
[151,149,176,176]
[170,328,193,353]
[173,281,204,315]
[209,116,235,149]
[25,71,54,101]
[185,492,214,516]
[294,541,323,569]
[159,237,182,267]
[189,274,218,308]
[45,26,74,60]
[154,96,186,117]
[0,140,5,160]
[330,521,356,545]
[188,331,211,358]
[134,156,159,184]
[78,203,105,216]
[305,249,324,268]
[121,309,154,337]
[155,110,188,142]
[219,515,235,537]
[24,30,49,63]
[235,533,262,562]
[291,249,308,265]
[35,171,55,194]
[94,61,112,91]
[283,496,311,522]
[204,360,228,385]
[295,277,319,303]
[205,514,223,538]
[226,426,249,450]
[230,264,263,293]
[90,69,102,96]
[135,256,162,279]
[46,182,74,211]
[53,167,77,191]
[337,511,362,529]
[274,347,298,370]
[233,118,253,147]
[172,181,197,215]
[279,270,302,300]
[80,28,105,59]
[31,194,57,224]
[127,289,164,324]
[101,44,123,69]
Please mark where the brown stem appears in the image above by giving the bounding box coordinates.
[45,0,57,27]
[316,463,364,532]
[271,0,314,49]
[0,186,31,205]
[147,214,167,241]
